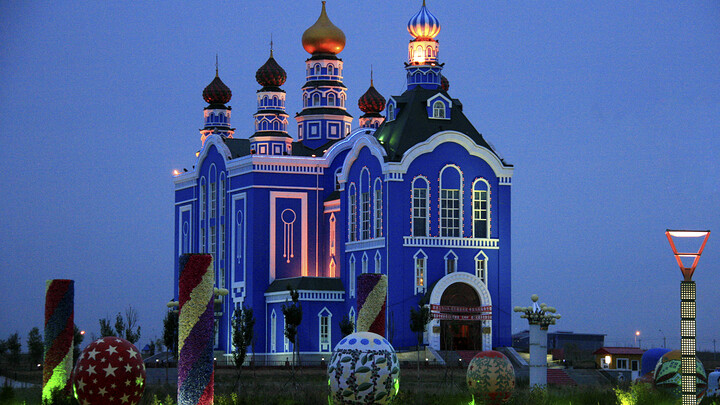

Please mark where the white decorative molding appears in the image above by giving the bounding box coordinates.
[264,290,345,303]
[324,199,340,213]
[403,236,499,249]
[428,271,493,351]
[385,131,514,179]
[337,134,387,186]
[270,191,308,282]
[345,237,386,252]
[499,177,512,185]
[384,172,404,182]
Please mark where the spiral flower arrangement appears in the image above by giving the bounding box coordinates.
[42,279,74,402]
[356,274,387,336]
[178,254,215,405]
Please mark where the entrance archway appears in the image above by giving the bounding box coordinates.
[428,271,492,351]
[440,282,482,350]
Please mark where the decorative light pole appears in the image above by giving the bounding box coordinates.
[514,295,561,388]
[666,229,710,405]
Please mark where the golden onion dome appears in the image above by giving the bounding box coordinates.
[302,1,346,55]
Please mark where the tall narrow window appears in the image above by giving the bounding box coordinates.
[374,178,383,237]
[433,100,445,118]
[314,64,321,75]
[439,165,462,237]
[199,177,206,252]
[283,316,289,352]
[348,184,357,241]
[473,179,490,238]
[374,251,382,274]
[349,308,356,332]
[328,93,336,107]
[412,177,429,237]
[209,169,217,258]
[218,173,226,288]
[361,252,368,274]
[329,213,336,256]
[475,251,488,284]
[270,310,277,353]
[414,250,427,294]
[387,103,395,121]
[349,255,356,298]
[360,169,371,240]
[313,93,320,106]
[444,250,457,275]
[319,308,332,352]
[329,258,336,278]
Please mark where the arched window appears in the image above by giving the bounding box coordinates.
[218,172,226,288]
[313,93,320,106]
[473,179,490,238]
[262,96,268,106]
[374,178,383,237]
[314,64,321,75]
[327,63,334,75]
[272,96,278,106]
[374,251,382,274]
[433,100,445,118]
[413,250,427,294]
[272,120,279,131]
[387,103,395,121]
[474,251,488,284]
[416,45,424,59]
[303,94,308,107]
[209,166,217,256]
[444,250,458,275]
[349,254,356,298]
[340,94,345,107]
[283,316,289,352]
[362,252,368,274]
[427,46,433,58]
[349,308,356,332]
[348,183,357,242]
[439,165,462,237]
[327,93,335,107]
[360,169,371,240]
[412,177,429,237]
[319,307,332,352]
[270,310,277,353]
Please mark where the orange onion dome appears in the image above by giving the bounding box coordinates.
[302,1,346,55]
[203,73,232,105]
[358,83,385,114]
[256,52,287,88]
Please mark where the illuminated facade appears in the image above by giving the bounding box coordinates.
[172,1,514,362]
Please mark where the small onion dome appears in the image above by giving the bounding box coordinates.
[440,75,449,91]
[203,73,232,105]
[407,0,440,40]
[302,1,346,55]
[358,83,385,114]
[256,53,287,87]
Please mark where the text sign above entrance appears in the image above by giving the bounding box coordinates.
[431,312,492,321]
[430,304,491,313]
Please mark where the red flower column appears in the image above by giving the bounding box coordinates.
[177,254,215,405]
[43,279,74,401]
[356,274,388,336]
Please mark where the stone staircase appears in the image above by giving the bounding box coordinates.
[547,368,577,386]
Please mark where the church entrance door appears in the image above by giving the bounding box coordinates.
[439,281,483,351]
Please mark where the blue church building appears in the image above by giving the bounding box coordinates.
[172,1,514,362]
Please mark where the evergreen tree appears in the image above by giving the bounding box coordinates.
[6,333,21,366]
[231,305,255,387]
[27,327,43,368]
[409,304,431,381]
[162,310,179,361]
[339,314,355,337]
[73,325,84,367]
[282,286,303,371]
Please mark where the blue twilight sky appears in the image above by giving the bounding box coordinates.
[1,1,719,352]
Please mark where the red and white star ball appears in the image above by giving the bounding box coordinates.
[72,337,146,405]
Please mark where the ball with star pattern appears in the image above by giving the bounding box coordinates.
[73,337,146,405]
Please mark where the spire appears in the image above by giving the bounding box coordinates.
[371,64,374,86]
[270,34,274,57]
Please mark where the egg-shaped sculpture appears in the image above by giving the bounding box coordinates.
[466,350,515,405]
[654,350,707,402]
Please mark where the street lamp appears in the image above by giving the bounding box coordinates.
[635,331,640,348]
[666,229,710,405]
[514,294,561,389]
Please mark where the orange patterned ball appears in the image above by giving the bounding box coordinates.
[466,350,515,404]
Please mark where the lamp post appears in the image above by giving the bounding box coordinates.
[514,295,561,389]
[666,229,710,405]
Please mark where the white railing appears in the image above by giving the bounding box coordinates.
[402,236,499,249]
[345,237,386,252]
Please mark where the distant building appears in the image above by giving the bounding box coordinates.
[593,347,644,372]
[513,330,605,353]
[172,2,514,362]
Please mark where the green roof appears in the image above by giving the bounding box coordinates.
[374,87,507,163]
[266,276,345,293]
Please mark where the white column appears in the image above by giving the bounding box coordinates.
[529,323,548,388]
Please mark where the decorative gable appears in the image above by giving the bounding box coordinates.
[427,93,452,120]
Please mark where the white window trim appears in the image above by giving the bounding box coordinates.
[432,100,446,119]
[444,250,458,275]
[374,251,382,274]
[439,165,463,238]
[283,315,289,352]
[349,254,356,298]
[270,309,277,353]
[348,183,357,242]
[411,176,430,237]
[474,251,488,284]
[361,252,368,274]
[318,307,332,352]
[414,249,427,294]
[387,102,395,121]
[360,168,371,240]
[374,178,383,237]
[616,358,629,370]
[199,177,206,253]
[472,178,491,239]
[329,213,336,256]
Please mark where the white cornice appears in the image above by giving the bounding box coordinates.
[337,133,387,186]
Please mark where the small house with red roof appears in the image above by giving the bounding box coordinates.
[594,347,644,372]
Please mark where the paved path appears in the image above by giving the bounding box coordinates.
[145,367,177,385]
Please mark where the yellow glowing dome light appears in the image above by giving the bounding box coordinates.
[302,1,346,55]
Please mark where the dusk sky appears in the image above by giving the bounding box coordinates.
[1,1,718,352]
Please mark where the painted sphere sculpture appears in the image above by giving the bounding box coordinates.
[653,350,707,402]
[466,350,515,405]
[327,331,400,404]
[73,337,146,405]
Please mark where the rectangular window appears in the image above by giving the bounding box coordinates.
[271,314,277,353]
[447,258,456,274]
[412,188,427,236]
[283,317,289,352]
[349,258,356,298]
[473,190,488,238]
[361,191,370,240]
[476,259,487,284]
[210,182,217,219]
[329,215,336,256]
[349,194,357,242]
[631,360,639,371]
[209,226,216,256]
[374,187,383,237]
[440,189,460,237]
[415,257,425,294]
[320,316,330,352]
[616,358,628,369]
[219,223,225,288]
